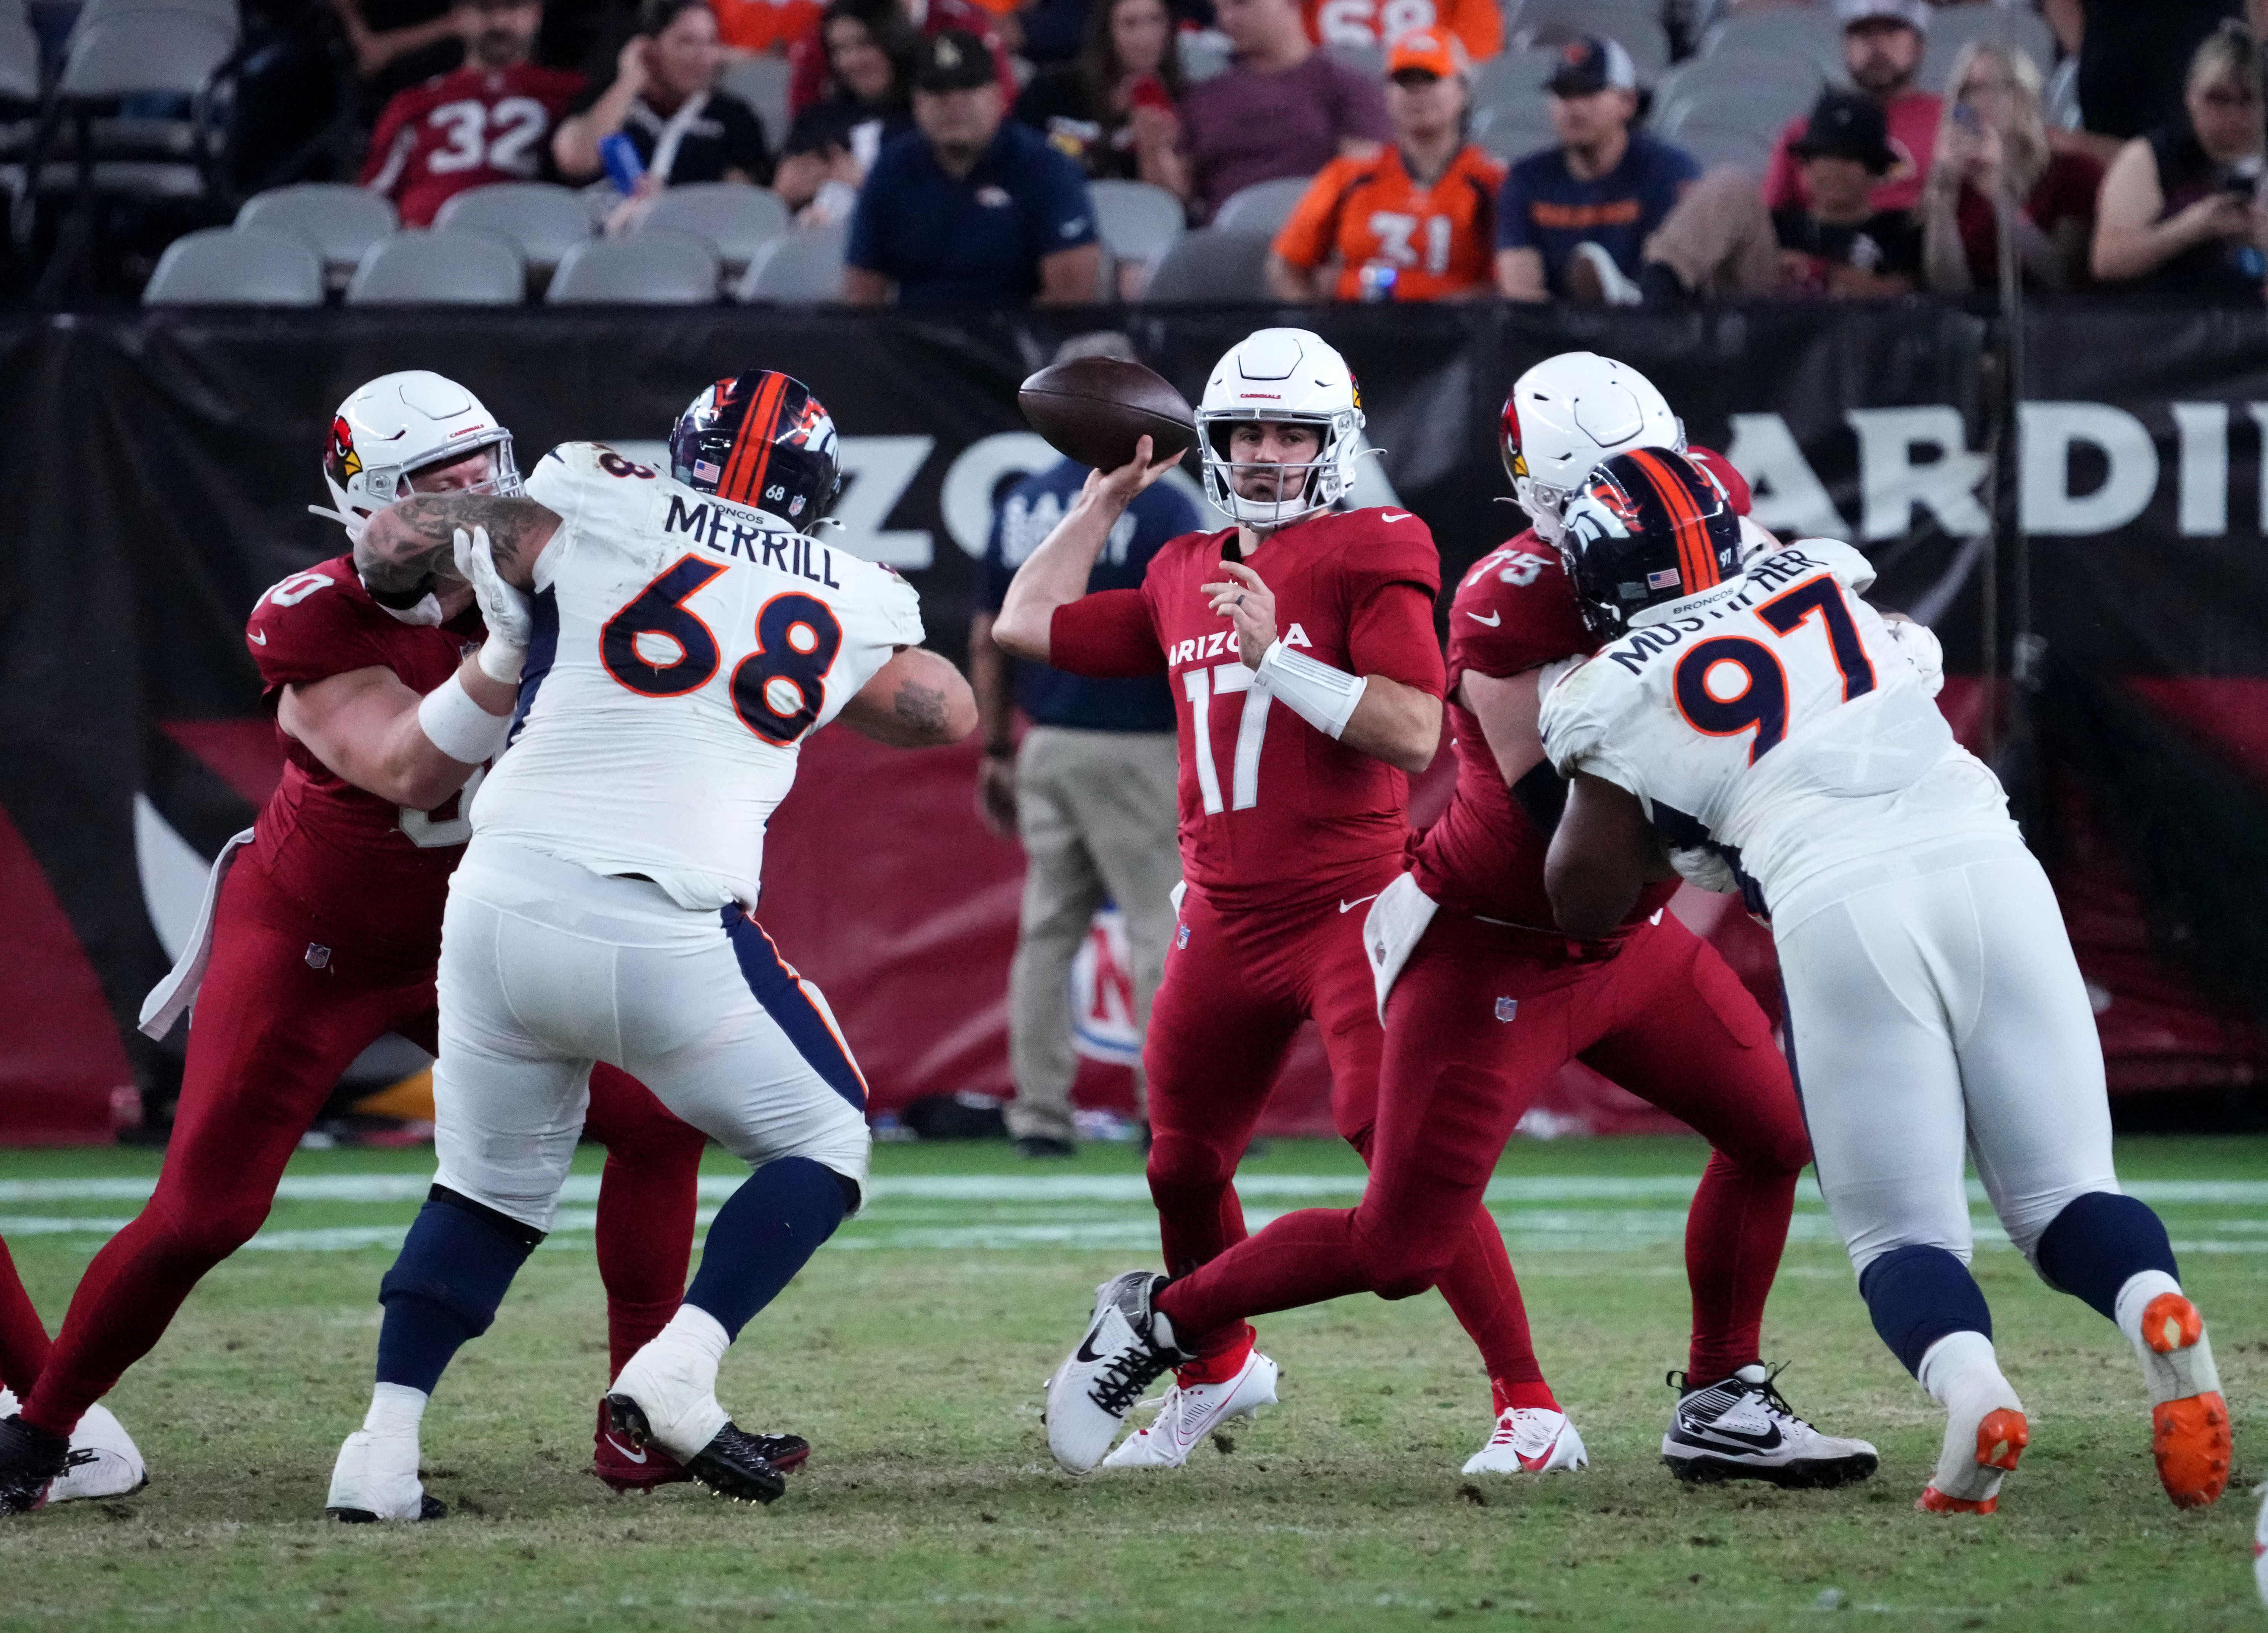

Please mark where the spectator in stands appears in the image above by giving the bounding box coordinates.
[1494,36,1697,302]
[1919,44,2101,294]
[361,0,586,227]
[973,330,1192,1158]
[1301,0,1497,68]
[329,0,465,109]
[2043,0,2243,151]
[1172,0,1390,222]
[845,29,1103,304]
[1016,0,1184,185]
[1763,0,1938,216]
[554,0,776,195]
[713,0,825,60]
[772,0,916,218]
[1615,92,1920,302]
[2092,21,2268,303]
[787,0,1015,120]
[1267,28,1503,300]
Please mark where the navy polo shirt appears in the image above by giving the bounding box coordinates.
[979,457,1194,732]
[847,120,1098,308]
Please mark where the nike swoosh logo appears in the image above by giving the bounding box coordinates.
[1075,1331,1111,1365]
[1339,893,1381,913]
[249,630,268,644]
[602,1435,647,1464]
[1516,1427,1562,1472]
[1465,610,1501,626]
[1685,1422,1783,1452]
[1382,511,1412,523]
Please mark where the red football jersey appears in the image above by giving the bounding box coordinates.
[1051,507,1444,913]
[245,557,486,959]
[360,63,587,228]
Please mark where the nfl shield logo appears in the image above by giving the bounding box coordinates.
[306,943,332,970]
[1176,924,1189,949]
[1494,996,1517,1023]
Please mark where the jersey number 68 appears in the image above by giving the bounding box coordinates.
[600,555,842,745]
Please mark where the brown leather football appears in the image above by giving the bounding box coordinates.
[1018,356,1197,473]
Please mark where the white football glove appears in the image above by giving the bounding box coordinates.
[454,526,531,684]
[1668,845,1739,894]
[1882,616,1944,698]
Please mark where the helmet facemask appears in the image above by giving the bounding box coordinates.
[1200,408,1359,530]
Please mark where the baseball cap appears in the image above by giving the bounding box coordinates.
[1543,35,1638,96]
[912,28,996,93]
[1386,27,1469,82]
[1790,89,1900,172]
[1836,0,1928,33]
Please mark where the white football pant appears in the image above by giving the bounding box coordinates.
[431,837,871,1233]
[1774,836,2119,1277]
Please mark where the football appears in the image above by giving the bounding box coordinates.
[1018,356,1197,473]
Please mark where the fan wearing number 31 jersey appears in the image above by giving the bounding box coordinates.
[1540,448,2233,1518]
[325,372,974,1519]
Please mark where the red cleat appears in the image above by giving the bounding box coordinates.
[590,1401,809,1494]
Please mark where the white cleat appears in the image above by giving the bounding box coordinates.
[1102,1350,1280,1469]
[1044,1271,1187,1474]
[608,1337,731,1465]
[1462,1407,1588,1476]
[325,1429,442,1523]
[0,1391,146,1505]
[2251,1482,2267,1606]
[1662,1365,1879,1489]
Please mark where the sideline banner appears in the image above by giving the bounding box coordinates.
[0,301,2250,1143]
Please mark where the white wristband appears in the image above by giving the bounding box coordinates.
[477,634,526,685]
[417,671,512,765]
[1250,639,1367,740]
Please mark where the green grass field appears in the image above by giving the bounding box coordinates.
[2,1133,2263,1631]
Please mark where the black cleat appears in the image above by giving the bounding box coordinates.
[0,1415,73,1516]
[605,1394,788,1505]
[328,1494,447,1523]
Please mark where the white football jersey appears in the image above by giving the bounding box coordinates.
[473,441,924,911]
[1539,539,2015,918]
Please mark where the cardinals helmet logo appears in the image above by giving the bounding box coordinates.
[326,415,362,489]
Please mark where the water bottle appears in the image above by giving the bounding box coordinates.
[599,131,646,195]
[1357,261,1398,303]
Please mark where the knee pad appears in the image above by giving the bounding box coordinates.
[2033,1191,2177,1321]
[1858,1243,1993,1378]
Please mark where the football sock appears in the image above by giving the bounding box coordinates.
[1917,1329,2015,1414]
[2034,1190,2179,1322]
[680,1157,852,1340]
[1495,1378,1561,1415]
[360,1381,428,1438]
[1858,1243,1994,1378]
[374,1187,543,1396]
[1682,1147,1798,1382]
[593,1135,703,1379]
[0,1236,51,1397]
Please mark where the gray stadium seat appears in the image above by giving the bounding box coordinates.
[1668,119,1779,178]
[1655,52,1823,144]
[143,225,322,304]
[69,0,237,39]
[1507,0,1669,76]
[636,180,788,272]
[1919,6,2058,94]
[1139,227,1271,303]
[1210,174,1311,236]
[1470,46,1568,115]
[1089,177,1183,280]
[345,228,525,304]
[1325,39,1382,81]
[1701,7,1848,82]
[27,10,232,206]
[734,222,846,301]
[236,184,397,285]
[1474,101,1559,162]
[0,0,39,183]
[433,181,590,272]
[720,52,789,147]
[546,229,721,304]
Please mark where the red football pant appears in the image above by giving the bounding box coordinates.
[20,860,704,1437]
[0,1235,50,1396]
[1142,878,1540,1392]
[1157,909,1810,1385]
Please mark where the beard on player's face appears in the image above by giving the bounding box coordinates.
[1226,422,1321,502]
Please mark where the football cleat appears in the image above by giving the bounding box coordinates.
[1102,1348,1279,1469]
[1918,1404,2028,1515]
[2251,1481,2267,1605]
[591,1398,807,1493]
[2134,1292,2231,1510]
[1662,1364,1879,1489]
[0,1414,71,1517]
[1462,1407,1589,1476]
[1044,1271,1190,1474]
[325,1429,444,1523]
[0,1393,146,1506]
[603,1394,786,1506]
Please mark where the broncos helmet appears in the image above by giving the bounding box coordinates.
[1557,448,1743,639]
[670,372,842,530]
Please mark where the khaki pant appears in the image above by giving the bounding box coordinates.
[1004,726,1180,1143]
[1640,166,1785,299]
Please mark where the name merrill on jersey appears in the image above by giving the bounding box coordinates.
[1592,546,1840,677]
[661,490,845,589]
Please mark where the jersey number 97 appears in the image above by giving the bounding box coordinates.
[601,555,842,745]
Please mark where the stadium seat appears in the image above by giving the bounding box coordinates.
[433,181,590,272]
[68,0,237,37]
[19,7,232,221]
[1210,174,1310,236]
[1654,50,1823,140]
[235,184,396,286]
[1139,227,1271,303]
[720,52,790,147]
[1699,7,1848,82]
[1666,119,1778,178]
[0,1,39,181]
[142,224,322,304]
[546,229,721,303]
[1507,0,1669,76]
[1176,29,1229,84]
[1919,6,2057,93]
[1470,46,1567,117]
[1474,101,1558,162]
[734,222,846,301]
[1325,39,1383,81]
[344,227,525,304]
[635,180,788,273]
[1089,177,1183,286]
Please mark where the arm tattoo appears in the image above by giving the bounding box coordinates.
[892,679,950,738]
[352,494,555,599]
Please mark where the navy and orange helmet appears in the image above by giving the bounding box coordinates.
[1558,448,1742,638]
[669,371,842,530]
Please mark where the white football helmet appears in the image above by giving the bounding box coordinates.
[314,370,521,543]
[1500,352,1683,545]
[1198,328,1365,530]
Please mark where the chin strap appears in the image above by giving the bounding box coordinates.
[1250,639,1366,740]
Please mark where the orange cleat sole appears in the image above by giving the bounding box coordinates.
[2141,1292,2205,1356]
[2151,1391,2231,1510]
[1917,1485,1998,1515]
